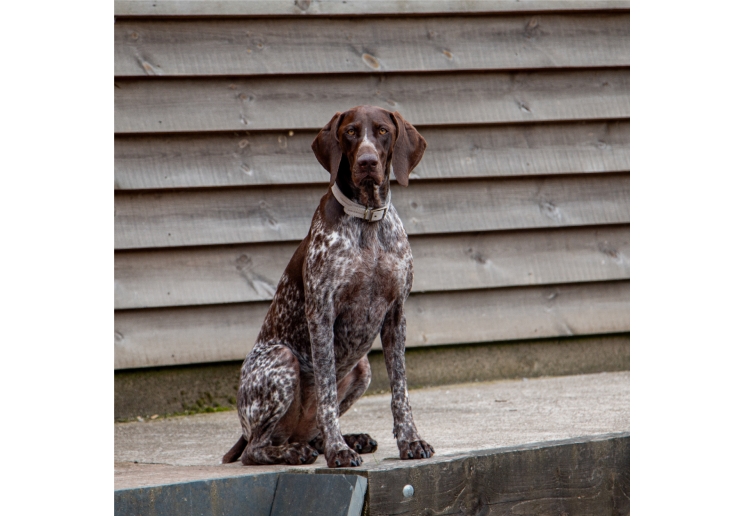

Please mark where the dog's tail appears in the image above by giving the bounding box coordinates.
[222,435,248,464]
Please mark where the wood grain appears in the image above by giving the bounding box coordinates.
[114,174,630,249]
[114,120,629,189]
[114,69,630,133]
[115,0,630,17]
[361,434,630,516]
[114,280,629,369]
[115,14,629,76]
[115,225,630,309]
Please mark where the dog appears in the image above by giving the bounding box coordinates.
[222,105,434,468]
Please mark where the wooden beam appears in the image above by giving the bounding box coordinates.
[115,120,630,190]
[115,225,630,309]
[115,1,630,17]
[115,14,629,76]
[114,280,630,369]
[114,69,629,133]
[114,174,630,249]
[361,434,629,516]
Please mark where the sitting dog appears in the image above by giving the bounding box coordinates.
[222,105,434,468]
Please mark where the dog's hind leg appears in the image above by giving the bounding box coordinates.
[237,343,319,466]
[337,356,372,417]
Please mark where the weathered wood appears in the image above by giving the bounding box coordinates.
[115,0,630,17]
[114,174,630,249]
[115,225,630,309]
[270,474,366,516]
[114,434,628,515]
[115,473,280,516]
[357,433,630,516]
[115,14,629,76]
[114,120,629,189]
[114,280,629,369]
[114,69,629,133]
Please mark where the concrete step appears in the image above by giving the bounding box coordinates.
[115,372,630,515]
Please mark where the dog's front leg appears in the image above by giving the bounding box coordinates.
[381,300,435,460]
[305,303,363,468]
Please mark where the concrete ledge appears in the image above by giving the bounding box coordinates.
[115,372,629,513]
[114,434,627,516]
[115,333,629,420]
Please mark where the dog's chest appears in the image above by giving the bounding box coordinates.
[338,238,407,307]
[306,217,411,350]
[318,228,409,302]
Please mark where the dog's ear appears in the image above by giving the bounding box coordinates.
[312,112,345,185]
[389,111,426,187]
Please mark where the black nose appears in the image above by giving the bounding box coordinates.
[357,154,379,171]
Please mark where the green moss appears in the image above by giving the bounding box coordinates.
[116,404,236,423]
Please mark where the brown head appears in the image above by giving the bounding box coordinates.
[312,106,426,207]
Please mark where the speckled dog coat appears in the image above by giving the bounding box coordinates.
[222,106,435,468]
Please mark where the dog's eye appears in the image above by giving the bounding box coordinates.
[379,128,387,135]
[346,129,356,136]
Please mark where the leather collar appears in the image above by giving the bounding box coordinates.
[331,182,390,222]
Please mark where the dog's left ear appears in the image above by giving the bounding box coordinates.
[389,111,426,186]
[312,112,345,185]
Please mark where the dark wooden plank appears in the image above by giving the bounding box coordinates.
[115,225,630,309]
[114,69,629,133]
[114,121,630,189]
[114,174,630,249]
[115,0,630,17]
[358,433,630,516]
[115,14,629,76]
[270,474,366,516]
[114,280,629,369]
[115,473,279,516]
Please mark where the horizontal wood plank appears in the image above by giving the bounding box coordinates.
[115,225,630,309]
[115,14,629,76]
[365,434,629,516]
[114,280,630,369]
[115,0,630,17]
[115,120,630,189]
[114,173,630,249]
[114,69,629,133]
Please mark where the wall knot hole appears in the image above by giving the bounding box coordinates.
[362,53,381,70]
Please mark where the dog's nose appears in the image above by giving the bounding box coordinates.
[357,154,379,171]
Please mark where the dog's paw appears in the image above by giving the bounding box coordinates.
[343,433,378,454]
[325,446,363,468]
[282,442,320,465]
[398,440,435,460]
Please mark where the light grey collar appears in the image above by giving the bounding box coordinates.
[331,182,390,222]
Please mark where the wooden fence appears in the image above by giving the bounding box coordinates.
[114,0,630,370]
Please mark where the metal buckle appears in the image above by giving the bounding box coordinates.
[362,205,387,222]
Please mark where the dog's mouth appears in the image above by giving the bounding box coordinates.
[355,172,383,187]
[352,164,385,186]
[353,175,387,208]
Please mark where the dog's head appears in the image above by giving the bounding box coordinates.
[311,106,427,194]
